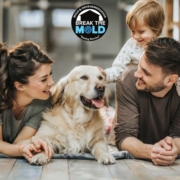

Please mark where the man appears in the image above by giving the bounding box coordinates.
[114,37,180,166]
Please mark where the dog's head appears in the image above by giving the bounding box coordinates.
[51,65,109,110]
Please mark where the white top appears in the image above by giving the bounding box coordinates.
[105,37,144,83]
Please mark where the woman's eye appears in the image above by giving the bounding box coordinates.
[99,76,103,80]
[80,75,88,80]
[41,79,47,82]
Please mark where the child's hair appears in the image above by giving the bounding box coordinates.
[126,0,165,36]
[0,41,54,112]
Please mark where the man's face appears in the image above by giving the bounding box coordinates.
[134,53,166,92]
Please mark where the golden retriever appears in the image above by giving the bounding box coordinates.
[30,65,116,165]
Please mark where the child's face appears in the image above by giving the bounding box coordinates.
[130,20,157,47]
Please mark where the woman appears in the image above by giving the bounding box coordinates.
[0,41,54,162]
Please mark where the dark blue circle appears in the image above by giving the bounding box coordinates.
[84,26,92,34]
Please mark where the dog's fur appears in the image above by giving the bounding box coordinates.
[30,65,116,165]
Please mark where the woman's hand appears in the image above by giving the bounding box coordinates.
[19,144,41,161]
[20,139,54,163]
[31,137,54,161]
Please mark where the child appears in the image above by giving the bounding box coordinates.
[105,0,165,83]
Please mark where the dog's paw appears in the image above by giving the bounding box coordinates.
[97,153,116,165]
[30,153,49,166]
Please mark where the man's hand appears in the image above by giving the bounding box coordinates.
[151,136,178,166]
[155,136,172,150]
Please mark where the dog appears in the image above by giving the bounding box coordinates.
[30,65,116,165]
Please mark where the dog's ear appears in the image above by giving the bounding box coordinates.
[96,66,106,76]
[51,75,69,104]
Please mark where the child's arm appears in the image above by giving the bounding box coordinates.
[105,38,141,83]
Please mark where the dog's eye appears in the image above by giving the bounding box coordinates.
[80,75,88,80]
[98,76,103,80]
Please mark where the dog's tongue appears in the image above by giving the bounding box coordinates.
[91,99,104,108]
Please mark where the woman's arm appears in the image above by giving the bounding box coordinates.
[13,126,37,144]
[0,125,53,162]
[14,126,53,160]
[0,126,35,157]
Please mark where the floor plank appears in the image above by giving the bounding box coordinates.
[40,159,69,180]
[152,171,180,180]
[124,159,156,180]
[175,159,180,164]
[0,159,16,180]
[1,157,180,180]
[140,160,173,172]
[6,159,42,180]
[108,160,139,180]
[68,160,114,180]
[169,159,180,172]
[140,160,178,180]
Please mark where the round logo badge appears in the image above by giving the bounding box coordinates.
[71,4,108,41]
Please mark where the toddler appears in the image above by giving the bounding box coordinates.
[105,0,164,82]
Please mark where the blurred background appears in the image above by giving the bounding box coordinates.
[0,0,179,107]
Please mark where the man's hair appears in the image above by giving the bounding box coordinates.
[144,37,180,76]
[126,0,165,36]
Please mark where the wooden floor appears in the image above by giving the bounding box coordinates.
[0,158,180,180]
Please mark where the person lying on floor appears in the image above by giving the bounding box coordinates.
[0,41,54,161]
[115,37,180,166]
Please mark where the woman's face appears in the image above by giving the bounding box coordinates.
[23,64,54,100]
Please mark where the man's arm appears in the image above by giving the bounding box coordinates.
[121,136,179,165]
[168,94,180,154]
[114,71,140,151]
[121,137,153,159]
[173,138,180,154]
[114,73,154,159]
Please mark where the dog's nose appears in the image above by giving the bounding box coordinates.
[95,84,105,92]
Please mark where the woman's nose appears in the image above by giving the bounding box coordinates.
[48,77,54,86]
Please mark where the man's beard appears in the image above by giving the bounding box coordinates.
[137,78,166,92]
